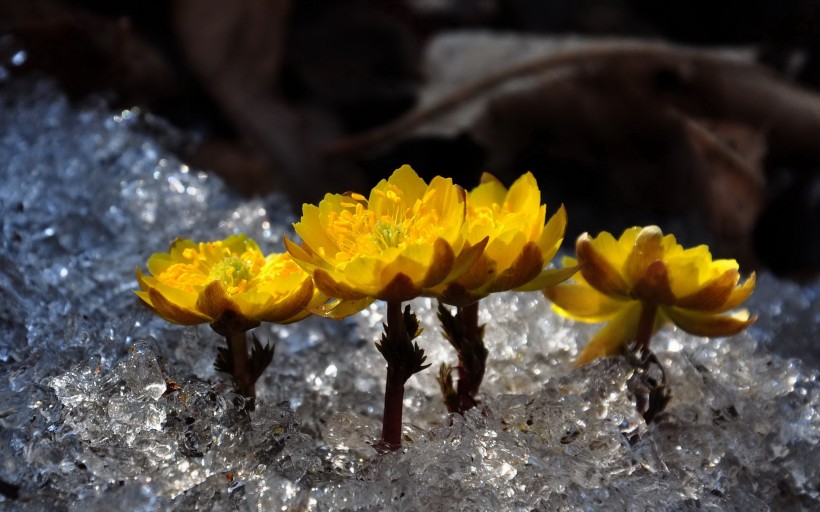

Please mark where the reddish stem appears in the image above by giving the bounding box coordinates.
[227,331,256,410]
[456,301,484,412]
[635,302,658,352]
[379,300,406,450]
[381,363,406,450]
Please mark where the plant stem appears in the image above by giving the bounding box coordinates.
[635,302,658,352]
[381,361,405,450]
[226,331,256,409]
[374,301,428,452]
[380,300,406,450]
[437,301,487,414]
[456,301,485,412]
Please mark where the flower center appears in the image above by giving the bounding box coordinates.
[208,257,251,294]
[325,191,443,264]
[469,202,523,234]
[371,219,405,250]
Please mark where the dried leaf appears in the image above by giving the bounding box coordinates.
[685,117,766,242]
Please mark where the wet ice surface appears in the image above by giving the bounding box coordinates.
[0,77,818,512]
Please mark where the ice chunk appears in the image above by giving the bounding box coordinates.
[0,76,817,510]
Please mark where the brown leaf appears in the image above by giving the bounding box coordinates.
[172,0,288,96]
[172,0,366,201]
[9,1,179,104]
[684,117,766,241]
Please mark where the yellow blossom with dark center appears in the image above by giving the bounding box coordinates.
[545,226,756,365]
[435,172,577,305]
[135,234,316,331]
[286,165,487,317]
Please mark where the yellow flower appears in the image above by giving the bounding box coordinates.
[545,226,756,365]
[136,234,316,333]
[435,172,577,305]
[286,165,487,317]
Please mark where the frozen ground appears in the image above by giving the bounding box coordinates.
[0,75,818,511]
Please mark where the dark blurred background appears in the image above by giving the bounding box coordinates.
[1,0,818,279]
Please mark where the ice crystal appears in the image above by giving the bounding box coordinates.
[0,77,817,510]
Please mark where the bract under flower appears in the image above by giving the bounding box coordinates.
[545,226,756,365]
[435,172,577,305]
[135,234,316,333]
[286,165,486,317]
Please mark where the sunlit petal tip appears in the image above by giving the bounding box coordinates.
[718,271,757,312]
[284,237,316,267]
[135,267,148,290]
[554,203,568,222]
[576,234,631,297]
[624,226,665,284]
[665,307,756,337]
[479,172,502,185]
[313,297,376,320]
[539,204,568,255]
[639,225,663,238]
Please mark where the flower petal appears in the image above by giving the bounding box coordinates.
[631,260,676,305]
[674,268,739,310]
[505,172,542,219]
[664,306,756,337]
[538,204,567,261]
[576,233,631,297]
[313,268,368,300]
[717,271,756,312]
[469,173,506,209]
[420,238,455,288]
[168,238,197,261]
[516,264,579,292]
[445,236,489,283]
[141,275,201,312]
[253,276,314,323]
[313,297,376,319]
[196,281,232,319]
[575,302,642,366]
[378,272,422,302]
[546,282,629,322]
[451,253,496,292]
[368,165,426,216]
[489,241,544,292]
[283,236,314,267]
[222,233,259,254]
[147,287,212,325]
[624,226,665,285]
